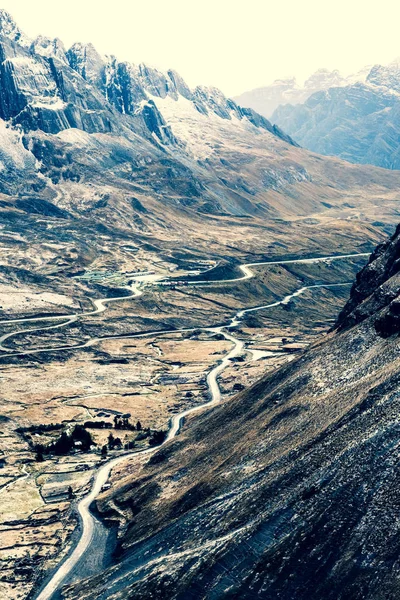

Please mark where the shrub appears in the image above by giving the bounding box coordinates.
[149,430,167,447]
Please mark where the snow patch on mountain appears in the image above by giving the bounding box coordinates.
[32,98,67,111]
[367,57,400,92]
[31,36,68,64]
[152,94,219,160]
[67,43,106,86]
[56,128,93,145]
[152,94,262,161]
[0,119,36,171]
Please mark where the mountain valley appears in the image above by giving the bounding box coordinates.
[0,7,400,600]
[62,223,400,600]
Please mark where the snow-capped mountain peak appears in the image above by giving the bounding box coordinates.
[234,64,376,118]
[271,54,400,170]
[31,35,68,64]
[0,8,296,158]
[388,56,400,68]
[0,9,31,47]
[304,68,345,90]
[367,58,400,92]
[233,68,350,118]
[66,42,106,86]
[344,64,372,85]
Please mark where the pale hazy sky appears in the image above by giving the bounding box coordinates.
[2,0,400,96]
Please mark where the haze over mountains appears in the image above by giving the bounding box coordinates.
[233,66,371,119]
[236,56,400,170]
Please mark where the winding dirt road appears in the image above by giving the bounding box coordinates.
[33,281,353,599]
[0,253,367,355]
[4,251,365,599]
[34,325,244,600]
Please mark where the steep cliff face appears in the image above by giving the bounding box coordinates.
[0,10,318,222]
[64,44,295,145]
[0,12,295,148]
[0,8,30,47]
[0,34,117,135]
[62,225,400,600]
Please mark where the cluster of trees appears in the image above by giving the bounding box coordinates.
[17,423,63,435]
[31,420,166,463]
[130,428,166,446]
[101,432,123,458]
[113,416,142,431]
[100,428,167,457]
[83,417,142,431]
[83,420,113,430]
[34,425,94,460]
[149,430,167,447]
[107,432,123,450]
[136,429,151,441]
[100,429,139,457]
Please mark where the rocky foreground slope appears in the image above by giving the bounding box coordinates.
[62,226,400,599]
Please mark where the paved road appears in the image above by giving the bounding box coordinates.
[0,283,145,327]
[34,324,243,600]
[0,253,366,355]
[12,251,365,599]
[188,253,369,285]
[34,277,354,600]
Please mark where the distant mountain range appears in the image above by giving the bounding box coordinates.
[235,57,400,170]
[233,66,371,119]
[271,57,400,169]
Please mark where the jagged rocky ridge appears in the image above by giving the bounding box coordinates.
[0,9,320,224]
[0,8,293,145]
[271,57,400,169]
[62,225,400,600]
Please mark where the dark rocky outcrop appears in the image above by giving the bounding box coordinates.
[337,223,400,332]
[14,197,70,218]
